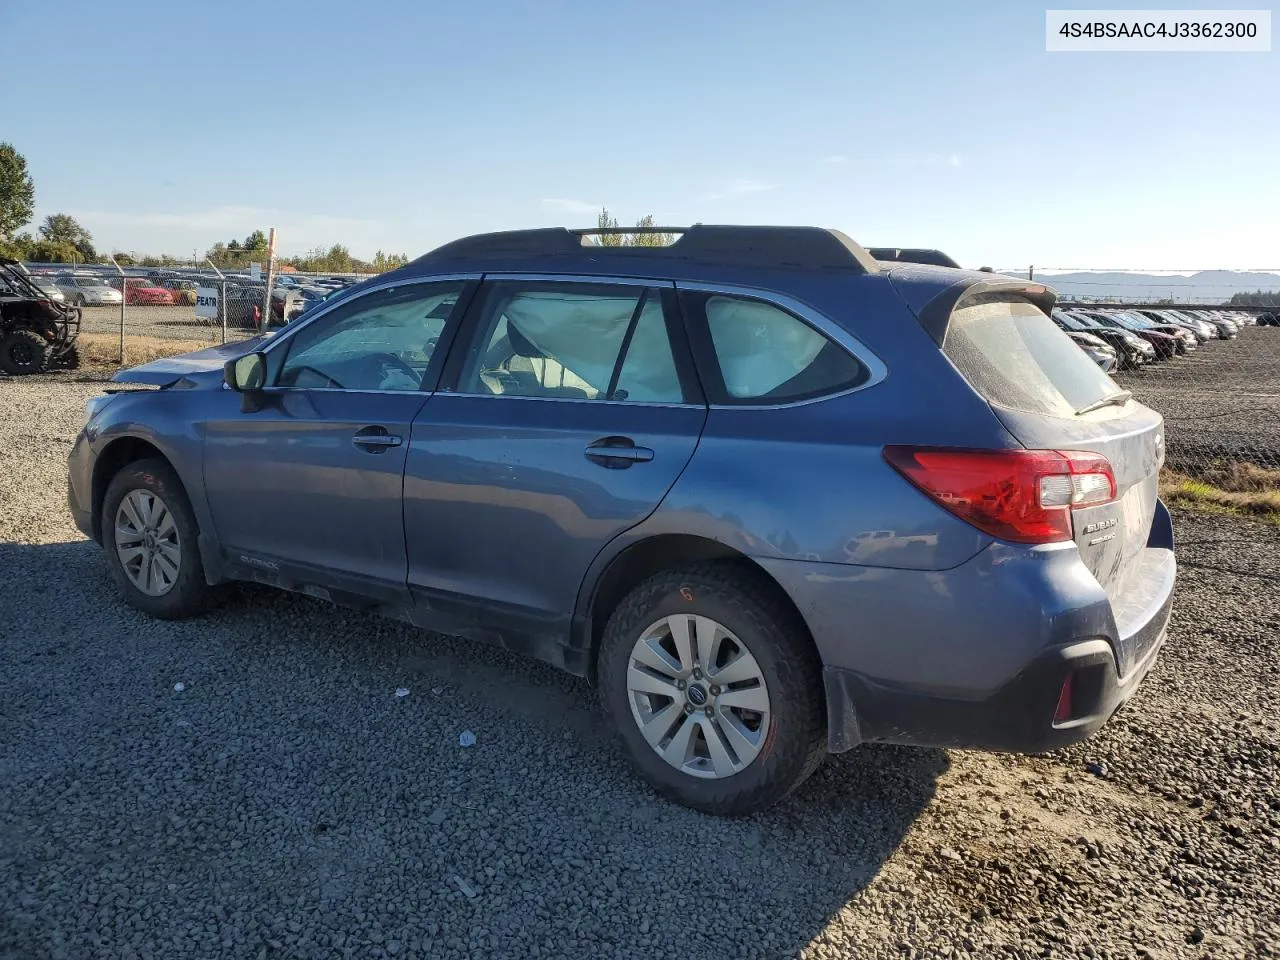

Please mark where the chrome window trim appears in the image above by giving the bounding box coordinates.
[481,274,676,289]
[236,386,434,398]
[434,392,697,410]
[257,272,482,357]
[674,280,888,410]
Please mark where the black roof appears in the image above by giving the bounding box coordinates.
[412,225,881,274]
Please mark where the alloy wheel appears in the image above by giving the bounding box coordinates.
[114,489,182,596]
[626,614,772,779]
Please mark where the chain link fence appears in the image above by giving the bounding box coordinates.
[22,261,371,364]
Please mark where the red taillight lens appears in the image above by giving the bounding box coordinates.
[883,447,1117,545]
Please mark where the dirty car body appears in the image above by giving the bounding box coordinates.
[68,226,1176,814]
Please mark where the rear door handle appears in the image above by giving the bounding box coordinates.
[352,426,403,453]
[585,436,655,468]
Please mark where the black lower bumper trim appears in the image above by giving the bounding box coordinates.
[825,631,1166,755]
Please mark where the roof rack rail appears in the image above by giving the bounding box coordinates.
[417,225,880,273]
[868,247,962,269]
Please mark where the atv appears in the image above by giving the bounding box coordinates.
[0,257,82,374]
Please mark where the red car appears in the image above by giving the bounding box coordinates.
[108,277,176,305]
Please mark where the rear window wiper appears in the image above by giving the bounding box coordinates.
[1075,390,1132,416]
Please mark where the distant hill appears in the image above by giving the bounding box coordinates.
[1017,270,1280,303]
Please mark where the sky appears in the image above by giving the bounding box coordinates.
[2,0,1278,270]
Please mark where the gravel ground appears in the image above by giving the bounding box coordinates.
[1,378,1278,960]
[1115,322,1280,474]
[77,305,227,343]
[77,305,268,346]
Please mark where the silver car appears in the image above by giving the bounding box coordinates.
[56,275,123,306]
[32,278,67,302]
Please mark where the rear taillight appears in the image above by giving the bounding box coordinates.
[883,447,1117,544]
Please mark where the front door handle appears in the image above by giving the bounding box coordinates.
[352,426,403,453]
[585,436,655,469]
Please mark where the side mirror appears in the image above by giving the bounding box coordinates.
[224,351,267,392]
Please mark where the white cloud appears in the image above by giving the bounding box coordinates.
[540,198,601,214]
[822,154,848,164]
[946,154,964,168]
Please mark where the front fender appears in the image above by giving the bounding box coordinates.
[86,390,223,582]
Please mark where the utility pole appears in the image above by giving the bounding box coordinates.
[261,228,277,332]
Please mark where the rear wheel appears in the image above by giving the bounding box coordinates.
[598,565,826,816]
[101,458,215,619]
[0,330,52,375]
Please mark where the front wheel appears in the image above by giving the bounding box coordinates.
[598,565,827,816]
[0,330,52,375]
[101,458,215,619]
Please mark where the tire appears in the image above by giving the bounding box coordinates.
[0,329,52,375]
[73,294,86,307]
[101,458,215,619]
[598,564,827,816]
[56,344,81,370]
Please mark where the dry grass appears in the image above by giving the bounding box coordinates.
[77,333,217,369]
[1161,464,1280,522]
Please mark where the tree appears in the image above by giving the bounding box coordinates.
[0,231,33,260]
[243,230,268,253]
[0,143,35,240]
[629,214,674,248]
[595,207,623,246]
[1229,289,1280,307]
[371,250,409,272]
[27,238,83,263]
[592,208,670,247]
[111,251,136,266]
[39,213,96,262]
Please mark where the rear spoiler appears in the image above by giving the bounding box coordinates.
[910,275,1058,347]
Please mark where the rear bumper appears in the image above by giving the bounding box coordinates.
[823,590,1170,754]
[757,501,1177,755]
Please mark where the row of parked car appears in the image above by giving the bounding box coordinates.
[23,268,364,318]
[1052,306,1261,372]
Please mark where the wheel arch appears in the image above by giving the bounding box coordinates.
[575,533,821,685]
[91,436,177,539]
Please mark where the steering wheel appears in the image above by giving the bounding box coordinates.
[288,365,346,389]
[370,351,419,381]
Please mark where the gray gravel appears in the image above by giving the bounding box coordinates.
[2,379,1278,959]
[77,305,258,344]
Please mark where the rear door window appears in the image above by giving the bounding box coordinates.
[456,281,687,404]
[943,300,1122,417]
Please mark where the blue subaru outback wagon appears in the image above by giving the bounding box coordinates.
[68,226,1175,815]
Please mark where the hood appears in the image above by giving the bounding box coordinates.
[1066,330,1108,349]
[112,335,271,387]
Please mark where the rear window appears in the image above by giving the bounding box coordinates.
[943,300,1122,417]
